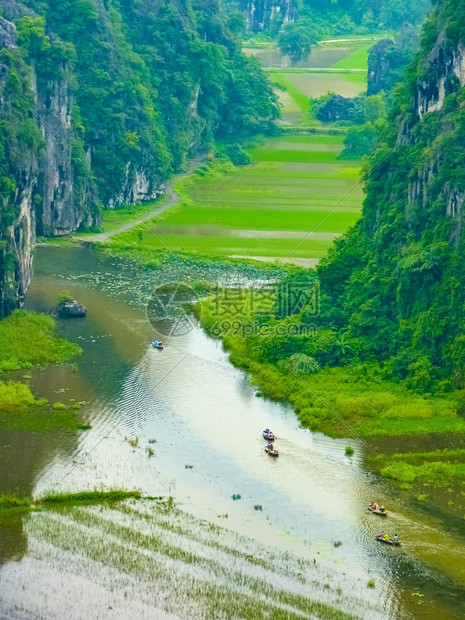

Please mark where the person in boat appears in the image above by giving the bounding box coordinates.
[267,443,273,451]
[393,533,398,542]
[370,501,375,510]
[153,340,159,346]
[378,529,385,539]
[380,505,386,513]
[383,533,389,541]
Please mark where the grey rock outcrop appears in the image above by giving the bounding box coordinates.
[51,300,87,318]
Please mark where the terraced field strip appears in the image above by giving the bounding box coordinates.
[113,134,364,263]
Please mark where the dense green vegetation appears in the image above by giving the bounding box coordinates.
[314,0,465,394]
[10,0,279,204]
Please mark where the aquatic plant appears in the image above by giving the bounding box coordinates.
[0,490,142,512]
[57,290,73,304]
[52,402,67,410]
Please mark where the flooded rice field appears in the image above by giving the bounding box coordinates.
[1,247,465,619]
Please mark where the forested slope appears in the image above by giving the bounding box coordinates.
[317,0,465,392]
[0,0,278,316]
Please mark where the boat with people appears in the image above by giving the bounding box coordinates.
[368,501,387,516]
[263,428,275,441]
[265,443,279,457]
[152,340,164,350]
[376,530,401,546]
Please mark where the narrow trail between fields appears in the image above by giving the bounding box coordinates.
[81,157,204,243]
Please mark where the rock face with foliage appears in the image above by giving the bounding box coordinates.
[228,0,430,37]
[317,0,465,393]
[227,0,296,33]
[367,28,420,97]
[0,0,278,317]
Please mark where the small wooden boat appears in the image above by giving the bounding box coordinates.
[152,341,164,350]
[265,446,279,457]
[376,536,401,546]
[263,430,275,440]
[368,506,387,516]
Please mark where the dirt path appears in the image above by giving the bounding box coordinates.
[81,157,204,243]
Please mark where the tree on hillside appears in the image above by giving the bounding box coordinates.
[278,23,314,65]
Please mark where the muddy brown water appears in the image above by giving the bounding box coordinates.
[0,246,465,619]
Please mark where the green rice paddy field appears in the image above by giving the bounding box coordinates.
[109,38,371,264]
[113,134,364,263]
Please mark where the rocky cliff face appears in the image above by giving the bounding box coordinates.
[0,14,34,316]
[0,11,100,316]
[36,75,94,236]
[236,0,295,32]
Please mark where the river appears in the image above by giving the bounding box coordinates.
[0,246,464,619]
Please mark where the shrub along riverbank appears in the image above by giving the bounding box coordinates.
[0,310,85,432]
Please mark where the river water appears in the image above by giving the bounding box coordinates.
[0,246,464,618]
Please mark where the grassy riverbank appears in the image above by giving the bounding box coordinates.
[0,310,85,432]
[0,310,81,373]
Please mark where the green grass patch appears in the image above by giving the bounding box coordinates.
[267,68,366,74]
[368,449,465,488]
[98,200,162,233]
[0,381,89,432]
[272,74,309,112]
[272,72,366,100]
[247,147,357,164]
[0,310,81,373]
[108,233,333,259]
[380,461,465,487]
